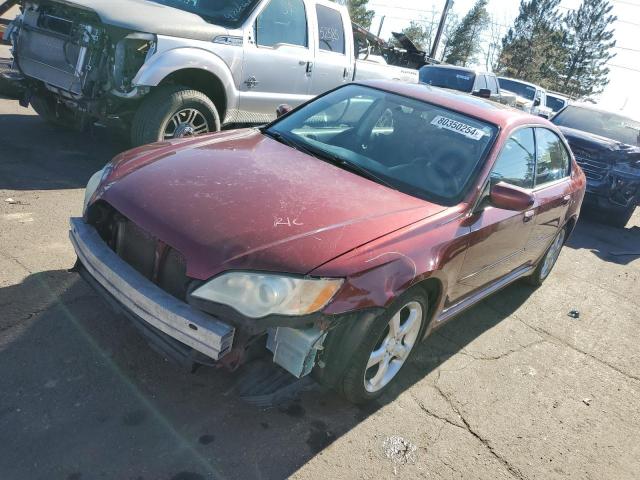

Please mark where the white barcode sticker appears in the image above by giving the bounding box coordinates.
[430,115,486,140]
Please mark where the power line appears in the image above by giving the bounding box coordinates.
[608,63,640,72]
[612,0,640,7]
[613,45,640,52]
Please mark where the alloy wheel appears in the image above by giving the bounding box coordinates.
[540,229,566,280]
[364,301,423,393]
[164,108,210,139]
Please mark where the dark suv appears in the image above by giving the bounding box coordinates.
[553,104,640,227]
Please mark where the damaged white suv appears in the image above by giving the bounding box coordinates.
[3,0,418,145]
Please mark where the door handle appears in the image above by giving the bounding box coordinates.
[523,210,535,223]
[305,61,314,74]
[561,194,571,205]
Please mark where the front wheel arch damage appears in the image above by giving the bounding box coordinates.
[314,280,441,391]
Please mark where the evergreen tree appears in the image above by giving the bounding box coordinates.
[444,0,490,66]
[558,0,616,98]
[396,21,434,51]
[348,0,375,30]
[497,0,563,84]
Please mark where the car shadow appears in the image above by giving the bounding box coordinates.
[565,211,640,266]
[0,268,535,480]
[0,113,127,190]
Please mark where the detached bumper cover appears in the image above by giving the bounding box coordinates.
[69,217,234,360]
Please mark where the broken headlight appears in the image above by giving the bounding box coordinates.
[190,273,343,319]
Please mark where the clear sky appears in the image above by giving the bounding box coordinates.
[368,0,640,116]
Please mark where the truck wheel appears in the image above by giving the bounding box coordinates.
[605,204,635,229]
[337,289,427,404]
[131,85,221,146]
[526,228,566,287]
[30,95,77,129]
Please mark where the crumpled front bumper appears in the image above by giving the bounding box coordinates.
[69,217,235,361]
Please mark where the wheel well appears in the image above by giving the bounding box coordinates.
[565,215,578,239]
[413,277,443,327]
[159,69,227,122]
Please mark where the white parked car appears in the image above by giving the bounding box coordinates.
[498,77,553,119]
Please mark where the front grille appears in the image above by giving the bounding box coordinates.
[572,147,609,181]
[112,218,190,301]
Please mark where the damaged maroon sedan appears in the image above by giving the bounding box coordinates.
[71,81,586,403]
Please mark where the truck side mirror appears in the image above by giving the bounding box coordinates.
[276,104,293,118]
[473,88,491,99]
[533,98,541,107]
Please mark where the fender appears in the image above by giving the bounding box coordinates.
[132,47,240,118]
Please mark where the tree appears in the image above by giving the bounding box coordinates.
[444,0,490,66]
[438,13,460,60]
[348,0,375,30]
[394,19,436,51]
[483,15,505,71]
[497,0,563,84]
[557,0,616,98]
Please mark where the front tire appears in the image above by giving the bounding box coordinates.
[338,289,428,404]
[131,85,221,146]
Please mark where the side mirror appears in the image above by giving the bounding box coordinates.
[473,88,491,99]
[276,104,293,118]
[490,182,535,211]
[533,98,541,107]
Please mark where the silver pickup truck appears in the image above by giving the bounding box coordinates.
[3,0,418,145]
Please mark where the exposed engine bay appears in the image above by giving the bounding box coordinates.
[6,1,155,121]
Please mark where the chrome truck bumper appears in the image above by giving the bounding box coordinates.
[69,217,234,361]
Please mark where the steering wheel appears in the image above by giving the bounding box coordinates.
[414,146,467,194]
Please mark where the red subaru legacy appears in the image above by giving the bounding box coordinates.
[71,81,586,403]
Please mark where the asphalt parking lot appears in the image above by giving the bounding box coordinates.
[1,52,640,480]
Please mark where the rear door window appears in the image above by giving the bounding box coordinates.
[490,128,536,189]
[316,5,345,54]
[256,0,308,48]
[534,128,570,185]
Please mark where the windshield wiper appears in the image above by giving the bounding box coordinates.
[262,129,317,157]
[263,129,395,189]
[306,146,396,190]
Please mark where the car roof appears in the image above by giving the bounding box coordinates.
[355,80,550,129]
[421,64,492,75]
[563,102,640,122]
[498,76,543,90]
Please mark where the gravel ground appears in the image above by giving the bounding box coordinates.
[1,43,639,480]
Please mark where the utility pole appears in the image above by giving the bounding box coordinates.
[376,15,386,37]
[429,0,454,60]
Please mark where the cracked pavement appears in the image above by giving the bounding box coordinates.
[2,43,640,479]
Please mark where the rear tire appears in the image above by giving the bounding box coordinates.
[337,289,428,404]
[526,228,566,287]
[131,85,221,147]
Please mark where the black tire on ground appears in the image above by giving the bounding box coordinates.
[337,288,428,404]
[604,204,635,229]
[526,227,567,287]
[131,85,221,147]
[0,60,24,99]
[30,95,77,129]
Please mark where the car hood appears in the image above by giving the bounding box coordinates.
[96,129,446,280]
[47,0,227,42]
[558,126,640,167]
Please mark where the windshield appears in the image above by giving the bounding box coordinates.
[266,85,498,204]
[419,67,476,93]
[546,95,566,113]
[553,106,640,147]
[498,78,536,101]
[150,0,261,27]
